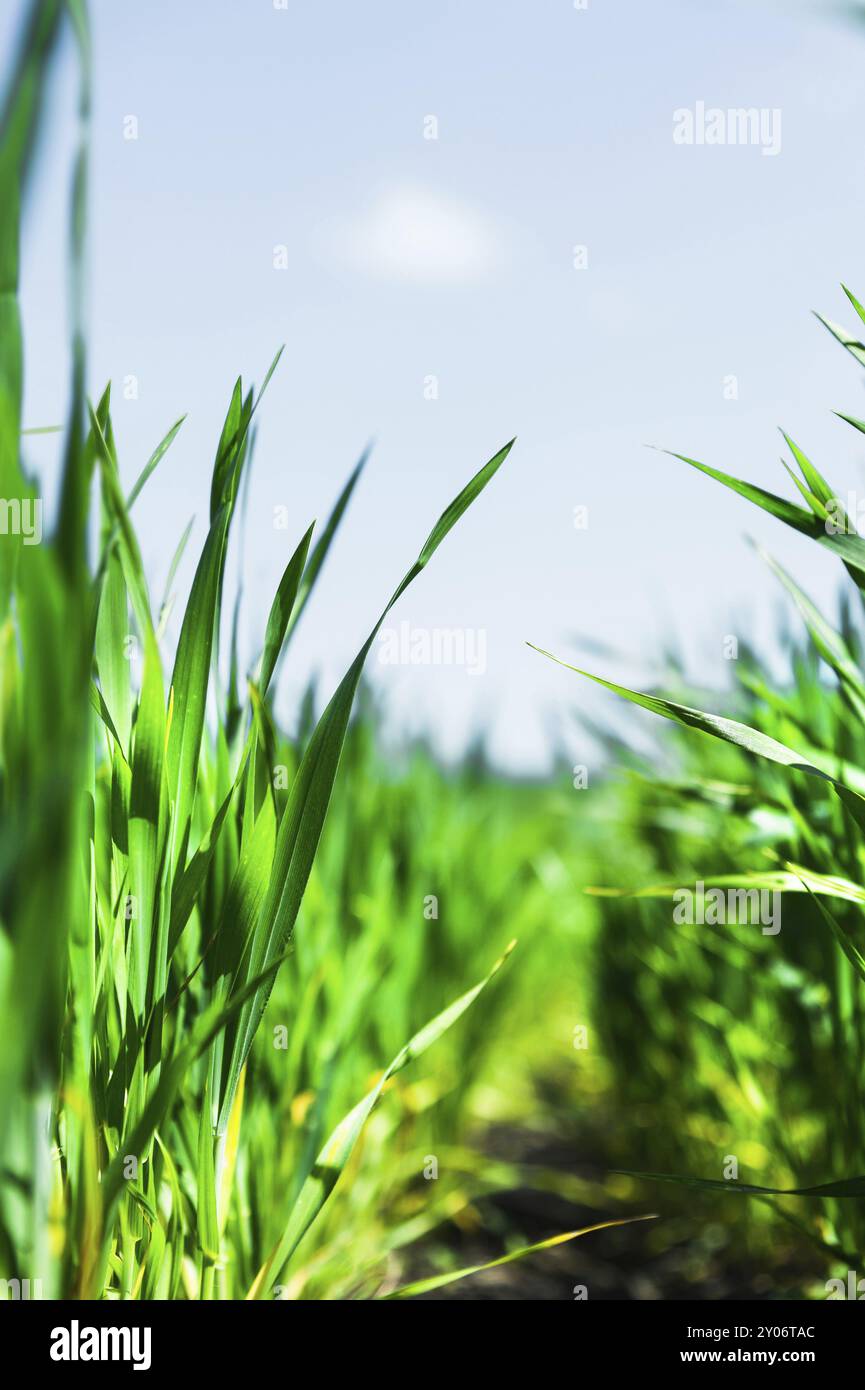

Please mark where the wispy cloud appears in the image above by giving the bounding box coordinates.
[326,184,505,286]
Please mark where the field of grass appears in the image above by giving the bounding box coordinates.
[2,0,865,1303]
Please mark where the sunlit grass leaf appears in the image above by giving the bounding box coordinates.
[382,1215,658,1299]
[815,309,865,371]
[529,644,837,781]
[586,866,865,906]
[532,644,865,848]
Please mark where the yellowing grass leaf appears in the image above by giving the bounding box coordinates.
[382,1215,658,1299]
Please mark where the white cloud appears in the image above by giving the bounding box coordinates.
[330,184,504,286]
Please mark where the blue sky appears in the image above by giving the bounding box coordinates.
[7,0,865,769]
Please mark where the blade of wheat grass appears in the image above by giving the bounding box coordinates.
[247,940,517,1297]
[382,1215,658,1299]
[219,438,515,1133]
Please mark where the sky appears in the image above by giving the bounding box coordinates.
[6,0,865,771]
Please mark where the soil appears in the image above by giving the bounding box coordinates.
[409,1125,825,1302]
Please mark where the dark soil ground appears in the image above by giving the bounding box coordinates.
[410,1124,826,1301]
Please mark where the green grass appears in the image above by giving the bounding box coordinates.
[1,0,656,1303]
[0,0,526,1301]
[535,290,865,1282]
[5,0,865,1305]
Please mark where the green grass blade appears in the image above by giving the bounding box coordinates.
[781,432,835,510]
[814,309,865,370]
[801,884,865,985]
[529,644,834,778]
[166,501,234,865]
[282,446,369,649]
[755,544,865,717]
[0,0,64,607]
[660,449,865,578]
[383,1215,658,1299]
[126,415,186,510]
[94,543,132,751]
[617,1170,865,1198]
[247,940,517,1297]
[257,522,314,696]
[586,867,865,906]
[100,942,295,1220]
[531,643,865,839]
[196,1080,220,1273]
[128,627,166,1026]
[219,438,515,1132]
